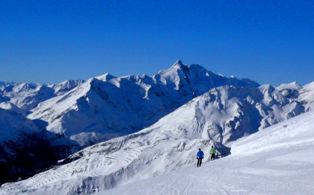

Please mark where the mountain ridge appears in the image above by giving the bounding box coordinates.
[26,60,260,145]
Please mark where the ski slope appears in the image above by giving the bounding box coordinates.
[1,111,314,194]
[102,111,314,195]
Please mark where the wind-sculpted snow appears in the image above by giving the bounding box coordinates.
[0,84,312,195]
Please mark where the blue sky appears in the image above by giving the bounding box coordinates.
[0,0,313,85]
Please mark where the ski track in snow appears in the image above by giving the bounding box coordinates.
[2,112,314,195]
[100,112,314,195]
[103,147,314,195]
[0,147,144,195]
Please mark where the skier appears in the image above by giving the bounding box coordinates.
[210,145,216,160]
[196,148,204,167]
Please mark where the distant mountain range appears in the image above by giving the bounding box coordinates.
[1,60,261,146]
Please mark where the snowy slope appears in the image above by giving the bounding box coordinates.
[51,80,85,95]
[0,107,80,186]
[0,108,41,143]
[0,80,83,146]
[28,60,260,145]
[0,84,310,195]
[299,81,314,110]
[101,111,314,195]
[0,106,78,157]
[0,102,28,115]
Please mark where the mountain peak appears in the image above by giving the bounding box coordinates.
[172,59,185,67]
[95,73,116,81]
[277,81,301,91]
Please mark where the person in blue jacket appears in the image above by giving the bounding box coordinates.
[196,148,204,167]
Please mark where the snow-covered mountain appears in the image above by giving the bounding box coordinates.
[299,81,314,110]
[3,60,311,148]
[0,79,84,146]
[0,60,313,193]
[51,80,85,96]
[28,60,259,145]
[1,80,312,194]
[0,101,28,116]
[0,106,80,185]
[0,108,41,143]
[0,80,84,111]
[0,82,55,110]
[0,81,84,184]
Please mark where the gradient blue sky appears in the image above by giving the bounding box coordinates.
[1,0,313,85]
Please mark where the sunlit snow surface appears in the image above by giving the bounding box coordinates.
[103,111,314,195]
[1,111,314,195]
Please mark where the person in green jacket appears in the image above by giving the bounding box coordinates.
[210,145,216,160]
